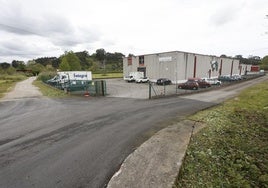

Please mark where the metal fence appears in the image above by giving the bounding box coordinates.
[149,74,265,99]
[46,80,106,96]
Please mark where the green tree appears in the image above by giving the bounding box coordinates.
[95,48,106,70]
[60,51,81,71]
[95,48,106,62]
[34,57,57,67]
[12,60,25,69]
[75,51,91,70]
[59,58,71,71]
[260,55,268,70]
[89,61,99,72]
[27,63,45,75]
[0,62,10,69]
[51,58,61,69]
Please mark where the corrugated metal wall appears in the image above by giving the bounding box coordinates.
[123,51,241,83]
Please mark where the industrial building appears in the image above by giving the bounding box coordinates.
[123,51,249,83]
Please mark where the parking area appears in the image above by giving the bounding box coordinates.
[105,78,220,99]
[105,74,264,99]
[105,78,150,99]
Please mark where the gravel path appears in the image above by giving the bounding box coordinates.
[1,77,42,100]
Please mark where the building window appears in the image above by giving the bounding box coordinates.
[139,56,144,66]
[128,57,132,65]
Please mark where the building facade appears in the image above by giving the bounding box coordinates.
[123,51,245,83]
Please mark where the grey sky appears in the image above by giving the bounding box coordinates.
[0,0,267,63]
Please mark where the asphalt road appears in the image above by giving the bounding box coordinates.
[0,75,267,188]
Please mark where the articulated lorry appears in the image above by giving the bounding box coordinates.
[47,71,92,89]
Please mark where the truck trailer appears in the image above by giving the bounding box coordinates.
[47,71,92,89]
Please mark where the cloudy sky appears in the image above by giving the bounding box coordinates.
[0,0,267,63]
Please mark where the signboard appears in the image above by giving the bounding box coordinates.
[159,56,172,62]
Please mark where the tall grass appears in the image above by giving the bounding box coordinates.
[0,74,27,98]
[33,80,68,98]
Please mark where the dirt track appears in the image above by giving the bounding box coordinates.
[2,77,42,100]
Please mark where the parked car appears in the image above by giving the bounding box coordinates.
[218,75,236,82]
[178,80,199,90]
[188,78,211,88]
[231,74,242,80]
[124,75,135,82]
[202,78,221,85]
[136,77,149,83]
[156,78,172,85]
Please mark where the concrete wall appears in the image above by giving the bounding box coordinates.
[123,51,241,83]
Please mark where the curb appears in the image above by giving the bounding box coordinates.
[107,120,205,188]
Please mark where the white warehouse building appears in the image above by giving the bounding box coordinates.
[123,51,248,83]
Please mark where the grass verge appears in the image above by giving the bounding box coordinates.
[174,81,268,187]
[93,72,122,79]
[0,74,27,98]
[33,80,69,98]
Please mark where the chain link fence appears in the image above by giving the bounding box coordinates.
[46,80,106,96]
[149,74,265,99]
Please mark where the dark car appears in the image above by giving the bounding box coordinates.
[196,79,211,88]
[218,75,236,82]
[188,78,211,88]
[178,80,199,90]
[156,78,172,85]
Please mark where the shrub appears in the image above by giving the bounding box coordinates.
[37,71,57,82]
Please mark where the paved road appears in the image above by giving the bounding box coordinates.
[0,75,267,188]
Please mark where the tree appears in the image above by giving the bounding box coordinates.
[60,51,81,71]
[95,48,106,62]
[248,56,261,65]
[34,57,58,67]
[51,58,61,69]
[59,57,71,71]
[27,63,45,75]
[0,62,11,69]
[260,55,268,70]
[128,53,135,57]
[106,52,124,71]
[235,55,243,59]
[95,48,106,69]
[11,60,25,69]
[75,51,91,70]
[89,61,99,72]
[234,55,261,65]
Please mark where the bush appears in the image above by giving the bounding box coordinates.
[37,71,57,82]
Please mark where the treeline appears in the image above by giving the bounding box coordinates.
[0,48,125,75]
[219,54,262,65]
[1,52,267,76]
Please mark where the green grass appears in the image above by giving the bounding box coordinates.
[174,81,268,188]
[33,80,69,98]
[93,72,123,79]
[0,74,27,98]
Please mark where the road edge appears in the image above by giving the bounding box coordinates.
[107,120,205,188]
